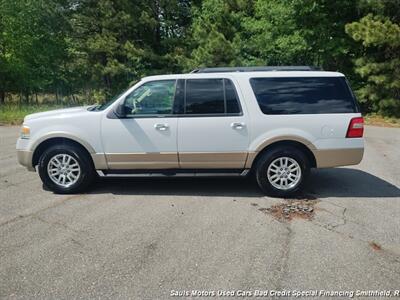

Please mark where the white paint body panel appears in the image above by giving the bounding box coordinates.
[101,117,178,153]
[177,116,249,152]
[16,107,104,152]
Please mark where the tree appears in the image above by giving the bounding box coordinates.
[67,0,192,101]
[0,0,399,118]
[0,0,69,103]
[238,0,361,71]
[185,0,252,69]
[346,3,400,116]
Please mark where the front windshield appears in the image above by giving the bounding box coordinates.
[95,92,124,111]
[88,82,138,111]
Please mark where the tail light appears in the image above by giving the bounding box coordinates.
[346,117,364,138]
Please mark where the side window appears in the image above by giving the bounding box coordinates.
[124,80,176,116]
[250,77,357,115]
[225,79,241,114]
[185,79,225,114]
[184,78,241,115]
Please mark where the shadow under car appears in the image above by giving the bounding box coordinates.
[84,168,400,199]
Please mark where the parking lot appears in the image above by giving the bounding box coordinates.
[1,125,399,299]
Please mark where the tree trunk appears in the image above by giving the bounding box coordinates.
[55,89,59,105]
[0,91,5,105]
[24,92,29,104]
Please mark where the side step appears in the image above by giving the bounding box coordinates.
[96,169,250,178]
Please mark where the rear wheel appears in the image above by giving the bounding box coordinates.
[255,146,310,197]
[38,144,95,194]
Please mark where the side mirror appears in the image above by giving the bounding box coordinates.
[114,102,127,118]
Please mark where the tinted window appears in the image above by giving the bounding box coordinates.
[184,79,241,115]
[124,80,176,115]
[250,77,357,115]
[225,79,241,114]
[185,79,225,114]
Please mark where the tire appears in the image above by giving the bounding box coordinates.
[38,144,95,194]
[254,146,310,197]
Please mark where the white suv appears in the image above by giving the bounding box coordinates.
[16,66,364,197]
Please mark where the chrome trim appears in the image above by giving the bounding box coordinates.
[240,169,250,176]
[96,170,105,177]
[96,170,246,178]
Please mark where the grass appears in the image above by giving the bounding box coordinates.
[0,104,66,125]
[364,113,400,128]
[1,103,399,128]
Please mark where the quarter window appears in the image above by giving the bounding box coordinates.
[250,77,358,115]
[124,80,176,116]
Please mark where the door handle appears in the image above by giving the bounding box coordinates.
[231,122,245,130]
[154,123,169,131]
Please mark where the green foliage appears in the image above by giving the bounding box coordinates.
[66,0,192,98]
[0,0,69,98]
[346,12,400,117]
[0,104,65,125]
[0,0,399,117]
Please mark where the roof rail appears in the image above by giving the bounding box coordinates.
[190,66,321,73]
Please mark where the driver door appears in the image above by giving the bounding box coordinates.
[101,80,179,169]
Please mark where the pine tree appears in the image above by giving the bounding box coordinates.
[346,11,400,116]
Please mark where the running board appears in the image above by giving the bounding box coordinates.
[96,169,250,178]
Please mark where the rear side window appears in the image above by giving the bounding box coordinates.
[225,79,241,114]
[184,78,241,115]
[250,77,358,115]
[185,79,224,114]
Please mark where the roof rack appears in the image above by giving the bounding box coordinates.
[190,66,321,73]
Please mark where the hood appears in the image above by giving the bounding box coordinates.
[24,106,93,121]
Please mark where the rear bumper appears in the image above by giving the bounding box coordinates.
[17,150,35,171]
[312,148,364,168]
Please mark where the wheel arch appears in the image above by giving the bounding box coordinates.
[32,137,95,168]
[247,140,317,170]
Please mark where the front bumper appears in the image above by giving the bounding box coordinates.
[17,150,35,171]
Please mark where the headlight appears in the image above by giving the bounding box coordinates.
[20,125,30,139]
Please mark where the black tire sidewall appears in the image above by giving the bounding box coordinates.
[255,147,310,197]
[38,145,94,194]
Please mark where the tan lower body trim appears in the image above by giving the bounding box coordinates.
[245,148,364,169]
[91,153,108,169]
[178,152,248,169]
[17,150,35,171]
[105,153,179,169]
[312,148,364,168]
[104,152,248,169]
[245,152,257,169]
[101,148,363,170]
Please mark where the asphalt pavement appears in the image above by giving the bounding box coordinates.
[1,125,399,299]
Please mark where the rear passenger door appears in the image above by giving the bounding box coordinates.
[177,78,249,169]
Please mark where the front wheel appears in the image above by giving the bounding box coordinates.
[255,146,310,197]
[38,144,95,194]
